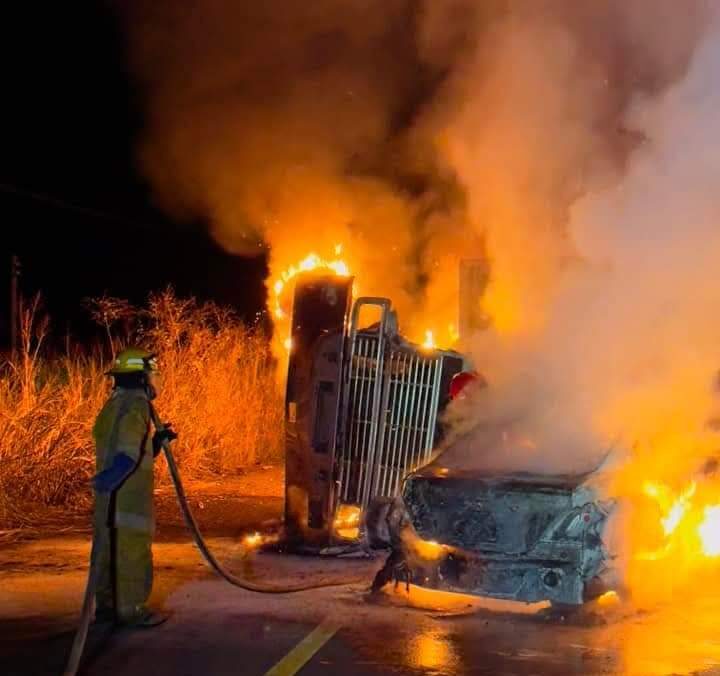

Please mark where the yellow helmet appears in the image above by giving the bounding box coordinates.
[108,347,158,375]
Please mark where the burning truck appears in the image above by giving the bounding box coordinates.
[283,271,620,606]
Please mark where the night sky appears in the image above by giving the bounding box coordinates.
[0,2,267,347]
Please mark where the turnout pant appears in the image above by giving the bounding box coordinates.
[94,525,153,622]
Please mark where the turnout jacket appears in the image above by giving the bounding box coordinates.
[93,388,155,534]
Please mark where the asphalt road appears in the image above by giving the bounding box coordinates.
[3,542,720,676]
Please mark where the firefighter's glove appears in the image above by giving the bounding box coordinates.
[92,453,135,494]
[153,424,178,457]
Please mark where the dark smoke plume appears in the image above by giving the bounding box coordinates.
[119,0,496,335]
[119,1,707,343]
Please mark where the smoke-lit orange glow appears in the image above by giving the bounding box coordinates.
[482,287,522,335]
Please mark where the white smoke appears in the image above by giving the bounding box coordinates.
[438,2,719,478]
[122,0,720,483]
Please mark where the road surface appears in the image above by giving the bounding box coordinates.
[3,536,720,676]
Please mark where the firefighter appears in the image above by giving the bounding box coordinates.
[91,347,177,627]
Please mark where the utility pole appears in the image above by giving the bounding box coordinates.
[10,254,20,355]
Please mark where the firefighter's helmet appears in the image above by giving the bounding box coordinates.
[108,347,158,375]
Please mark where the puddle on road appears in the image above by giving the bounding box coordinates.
[345,587,720,675]
[618,600,720,675]
[407,627,460,673]
[160,554,720,676]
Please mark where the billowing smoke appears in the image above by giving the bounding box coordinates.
[423,3,720,603]
[119,0,492,341]
[433,1,714,480]
[123,0,716,482]
[124,0,720,603]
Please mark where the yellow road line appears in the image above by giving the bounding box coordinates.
[264,619,341,676]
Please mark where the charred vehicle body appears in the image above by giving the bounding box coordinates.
[369,454,620,606]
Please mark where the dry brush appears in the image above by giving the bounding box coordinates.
[0,291,283,531]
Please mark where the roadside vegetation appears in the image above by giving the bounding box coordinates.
[0,290,283,532]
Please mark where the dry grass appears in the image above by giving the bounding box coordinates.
[0,291,283,531]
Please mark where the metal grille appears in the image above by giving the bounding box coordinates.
[336,332,382,505]
[336,299,445,508]
[372,349,442,500]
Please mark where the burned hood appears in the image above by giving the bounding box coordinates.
[422,417,611,484]
[399,422,616,557]
[408,464,597,492]
[401,468,611,557]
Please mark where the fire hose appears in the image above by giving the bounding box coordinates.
[63,412,367,676]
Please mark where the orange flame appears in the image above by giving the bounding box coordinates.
[412,538,446,561]
[270,246,465,358]
[596,590,621,607]
[272,247,351,353]
[642,480,696,537]
[334,504,361,540]
[273,248,350,320]
[639,479,720,562]
[242,531,279,550]
[422,330,436,350]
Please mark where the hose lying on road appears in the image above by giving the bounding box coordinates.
[62,536,100,676]
[63,410,367,676]
[159,433,368,592]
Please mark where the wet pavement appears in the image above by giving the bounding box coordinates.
[3,543,720,676]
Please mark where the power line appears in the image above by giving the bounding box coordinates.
[0,181,150,229]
